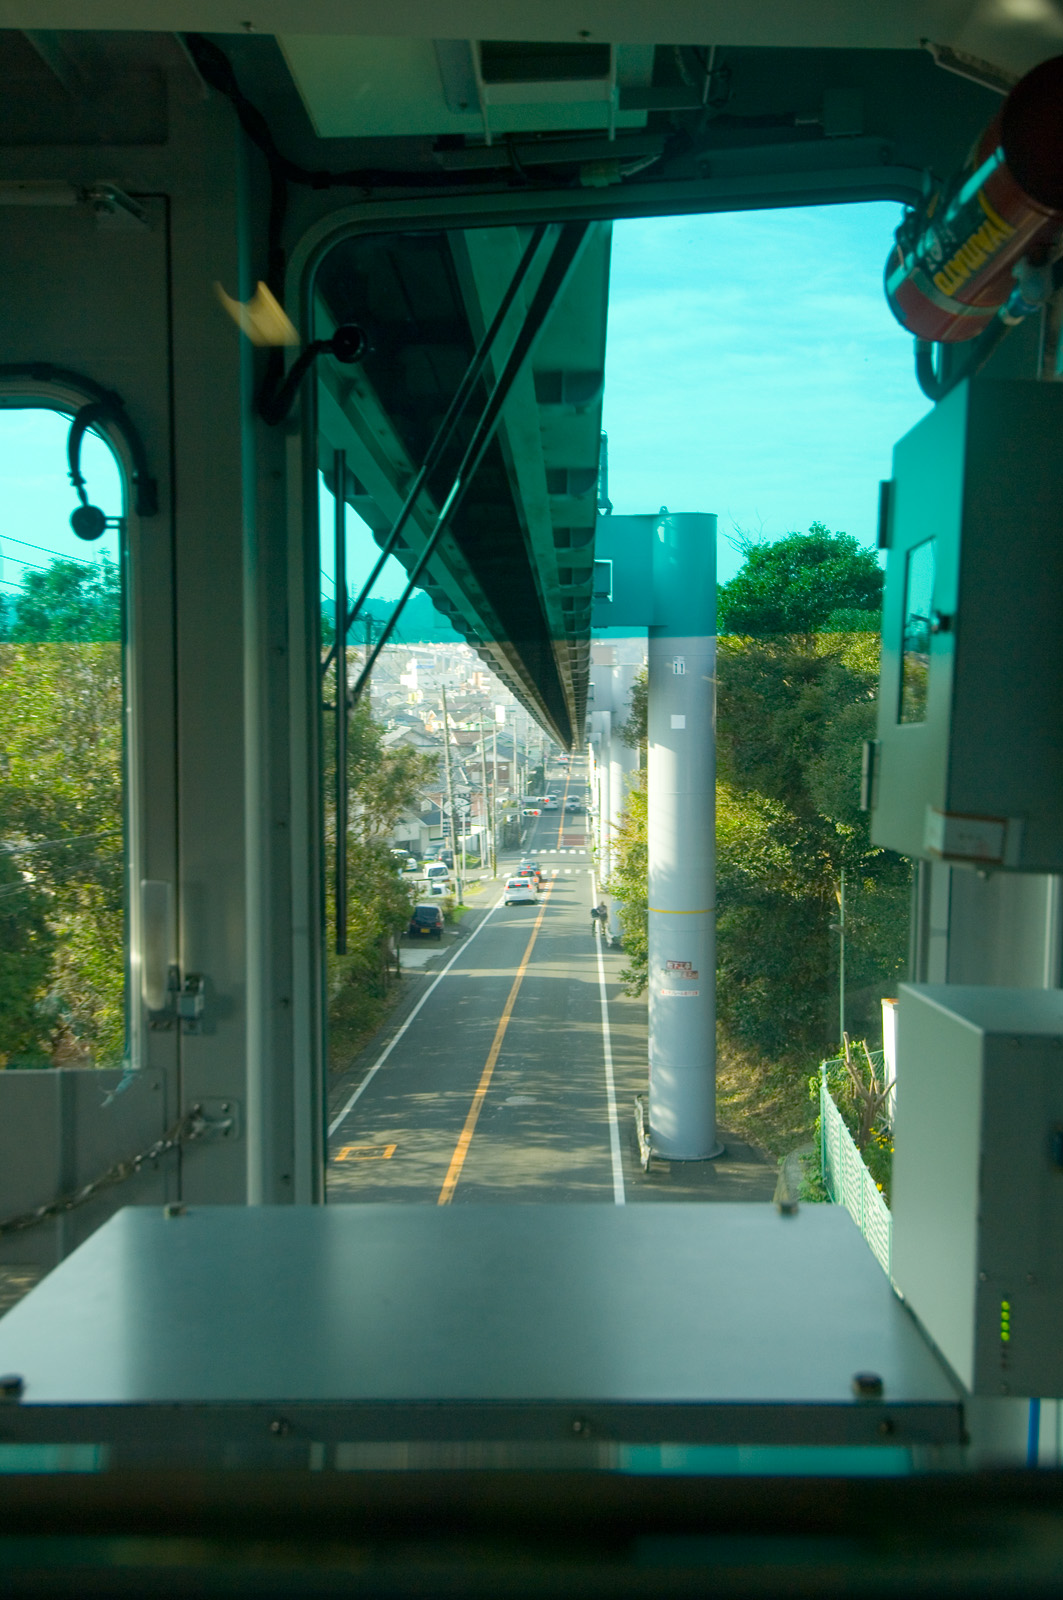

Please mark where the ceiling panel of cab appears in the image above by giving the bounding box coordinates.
[3,3,1063,76]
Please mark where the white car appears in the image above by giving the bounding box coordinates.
[423,862,451,885]
[504,876,537,905]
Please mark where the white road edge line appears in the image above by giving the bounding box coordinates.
[328,893,505,1138]
[591,869,626,1205]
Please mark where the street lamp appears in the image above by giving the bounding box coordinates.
[829,866,847,1047]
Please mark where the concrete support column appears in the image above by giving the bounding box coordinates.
[598,710,612,880]
[647,512,721,1160]
[607,664,639,941]
[587,713,602,874]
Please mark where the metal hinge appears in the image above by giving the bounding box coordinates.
[148,966,207,1034]
[188,1099,241,1142]
[81,182,148,229]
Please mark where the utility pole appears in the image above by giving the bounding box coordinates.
[478,720,490,875]
[491,723,500,876]
[838,866,846,1046]
[441,687,463,905]
[459,801,467,887]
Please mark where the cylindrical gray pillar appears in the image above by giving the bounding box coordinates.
[607,663,639,941]
[647,512,720,1159]
[588,711,604,875]
[598,709,612,880]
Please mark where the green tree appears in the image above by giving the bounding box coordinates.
[616,666,648,752]
[717,523,883,636]
[10,556,121,643]
[0,639,125,1064]
[607,769,648,993]
[323,692,439,1067]
[715,631,908,1058]
[0,848,55,1065]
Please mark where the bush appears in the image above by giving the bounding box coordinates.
[808,1044,894,1204]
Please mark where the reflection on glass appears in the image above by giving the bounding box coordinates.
[899,537,935,725]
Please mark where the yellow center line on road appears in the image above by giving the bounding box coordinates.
[555,765,572,846]
[437,882,553,1206]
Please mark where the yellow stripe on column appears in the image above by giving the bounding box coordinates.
[648,906,713,914]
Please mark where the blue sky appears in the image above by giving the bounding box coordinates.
[601,202,931,585]
[0,409,122,594]
[2,200,930,605]
[321,199,932,600]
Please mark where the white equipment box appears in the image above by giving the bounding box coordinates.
[892,984,1063,1395]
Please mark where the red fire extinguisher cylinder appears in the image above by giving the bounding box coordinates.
[886,54,1063,343]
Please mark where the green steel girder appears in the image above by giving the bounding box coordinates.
[314,221,609,746]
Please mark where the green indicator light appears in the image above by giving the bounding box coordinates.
[1000,1299,1012,1343]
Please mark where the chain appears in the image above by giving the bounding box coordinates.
[0,1108,213,1238]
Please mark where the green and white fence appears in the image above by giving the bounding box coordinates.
[818,1066,893,1283]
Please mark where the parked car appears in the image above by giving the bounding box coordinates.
[407,903,444,939]
[504,876,537,906]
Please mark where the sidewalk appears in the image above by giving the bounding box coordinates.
[597,945,779,1204]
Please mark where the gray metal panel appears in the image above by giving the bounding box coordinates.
[0,1204,960,1454]
[873,380,1063,871]
[893,984,1063,1396]
[892,985,984,1390]
[873,383,966,859]
[0,1070,169,1275]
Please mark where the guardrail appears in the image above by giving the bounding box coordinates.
[819,1065,893,1283]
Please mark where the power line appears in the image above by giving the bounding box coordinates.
[2,552,62,575]
[2,832,117,855]
[1,535,110,566]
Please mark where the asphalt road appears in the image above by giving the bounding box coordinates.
[326,758,777,1206]
[326,761,627,1205]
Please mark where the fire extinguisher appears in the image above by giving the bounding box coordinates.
[886,54,1063,347]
